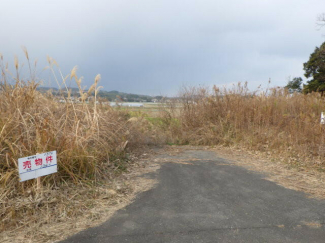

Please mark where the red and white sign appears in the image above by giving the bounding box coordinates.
[18,151,57,182]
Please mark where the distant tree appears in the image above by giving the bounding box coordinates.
[302,41,325,94]
[285,77,303,93]
[155,96,163,100]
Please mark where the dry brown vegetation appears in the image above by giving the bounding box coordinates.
[2,49,325,242]
[0,51,162,240]
[161,82,325,168]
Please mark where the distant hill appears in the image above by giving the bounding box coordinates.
[37,87,58,91]
[36,87,164,102]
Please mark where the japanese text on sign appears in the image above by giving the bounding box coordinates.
[18,151,57,182]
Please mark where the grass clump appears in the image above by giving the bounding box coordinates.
[0,51,160,237]
[163,83,325,167]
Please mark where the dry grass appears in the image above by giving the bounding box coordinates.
[161,82,325,168]
[3,48,325,241]
[1,151,160,243]
[0,51,162,240]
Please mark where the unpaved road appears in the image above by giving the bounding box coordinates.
[61,148,325,243]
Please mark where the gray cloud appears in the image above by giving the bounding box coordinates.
[0,0,324,95]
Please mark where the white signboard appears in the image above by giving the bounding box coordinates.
[18,151,57,182]
[321,112,325,125]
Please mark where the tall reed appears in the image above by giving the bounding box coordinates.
[164,83,325,166]
[0,51,158,232]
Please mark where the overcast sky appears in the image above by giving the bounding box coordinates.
[0,0,324,96]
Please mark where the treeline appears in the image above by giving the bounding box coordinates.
[37,87,164,102]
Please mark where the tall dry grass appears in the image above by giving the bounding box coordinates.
[0,51,160,234]
[162,82,325,167]
[3,48,325,239]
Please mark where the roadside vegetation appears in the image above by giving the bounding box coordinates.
[156,37,325,169]
[2,38,325,241]
[0,51,163,241]
[157,83,325,169]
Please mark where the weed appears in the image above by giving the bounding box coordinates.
[0,50,162,236]
[164,83,325,167]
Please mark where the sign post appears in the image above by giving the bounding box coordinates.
[18,151,57,184]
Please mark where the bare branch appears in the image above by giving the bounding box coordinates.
[317,13,325,30]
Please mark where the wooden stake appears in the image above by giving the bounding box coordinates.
[36,177,41,191]
[36,153,42,193]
